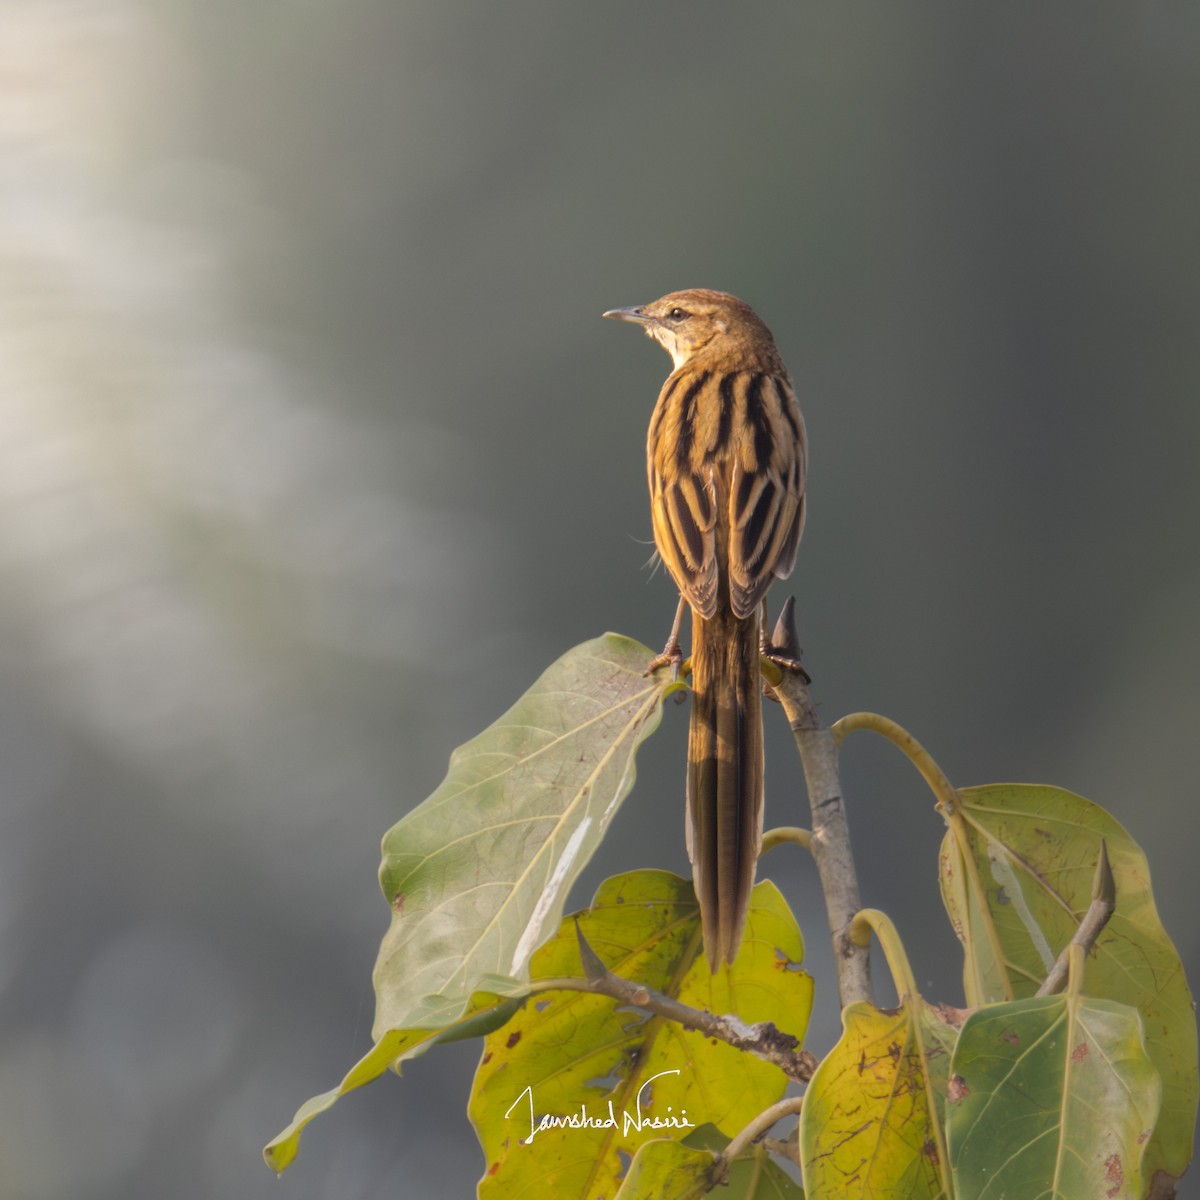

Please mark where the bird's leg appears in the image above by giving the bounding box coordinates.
[760,597,810,682]
[645,595,687,679]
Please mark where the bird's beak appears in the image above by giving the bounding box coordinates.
[602,305,652,324]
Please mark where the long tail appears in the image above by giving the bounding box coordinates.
[687,606,763,969]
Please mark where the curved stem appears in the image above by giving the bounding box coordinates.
[761,826,812,855]
[831,714,1020,1005]
[831,711,959,817]
[719,1096,803,1167]
[849,908,920,1004]
[826,714,1026,1008]
[847,908,951,1196]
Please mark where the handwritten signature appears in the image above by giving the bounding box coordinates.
[504,1069,697,1143]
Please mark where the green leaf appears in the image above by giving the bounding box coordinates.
[615,1127,804,1199]
[715,1147,805,1200]
[264,635,678,1173]
[947,993,1161,1199]
[470,870,813,1199]
[263,990,511,1173]
[798,999,959,1199]
[938,783,1197,1184]
[612,1138,717,1200]
[376,633,681,1033]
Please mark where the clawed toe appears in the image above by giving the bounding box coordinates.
[644,643,684,679]
[761,646,811,684]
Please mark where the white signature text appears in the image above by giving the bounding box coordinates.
[504,1069,696,1143]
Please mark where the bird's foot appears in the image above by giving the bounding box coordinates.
[644,636,684,680]
[762,644,810,683]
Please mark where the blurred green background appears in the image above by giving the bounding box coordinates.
[1,3,1197,1197]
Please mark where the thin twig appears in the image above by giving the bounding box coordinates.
[532,924,818,1083]
[1035,840,1116,998]
[768,598,873,1007]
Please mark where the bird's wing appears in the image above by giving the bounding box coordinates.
[727,375,807,619]
[650,462,719,619]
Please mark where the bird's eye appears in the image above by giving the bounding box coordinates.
[668,307,689,321]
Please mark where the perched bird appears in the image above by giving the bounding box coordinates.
[604,289,807,968]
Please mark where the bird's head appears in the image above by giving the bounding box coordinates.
[603,288,780,372]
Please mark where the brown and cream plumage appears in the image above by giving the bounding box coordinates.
[605,289,807,967]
